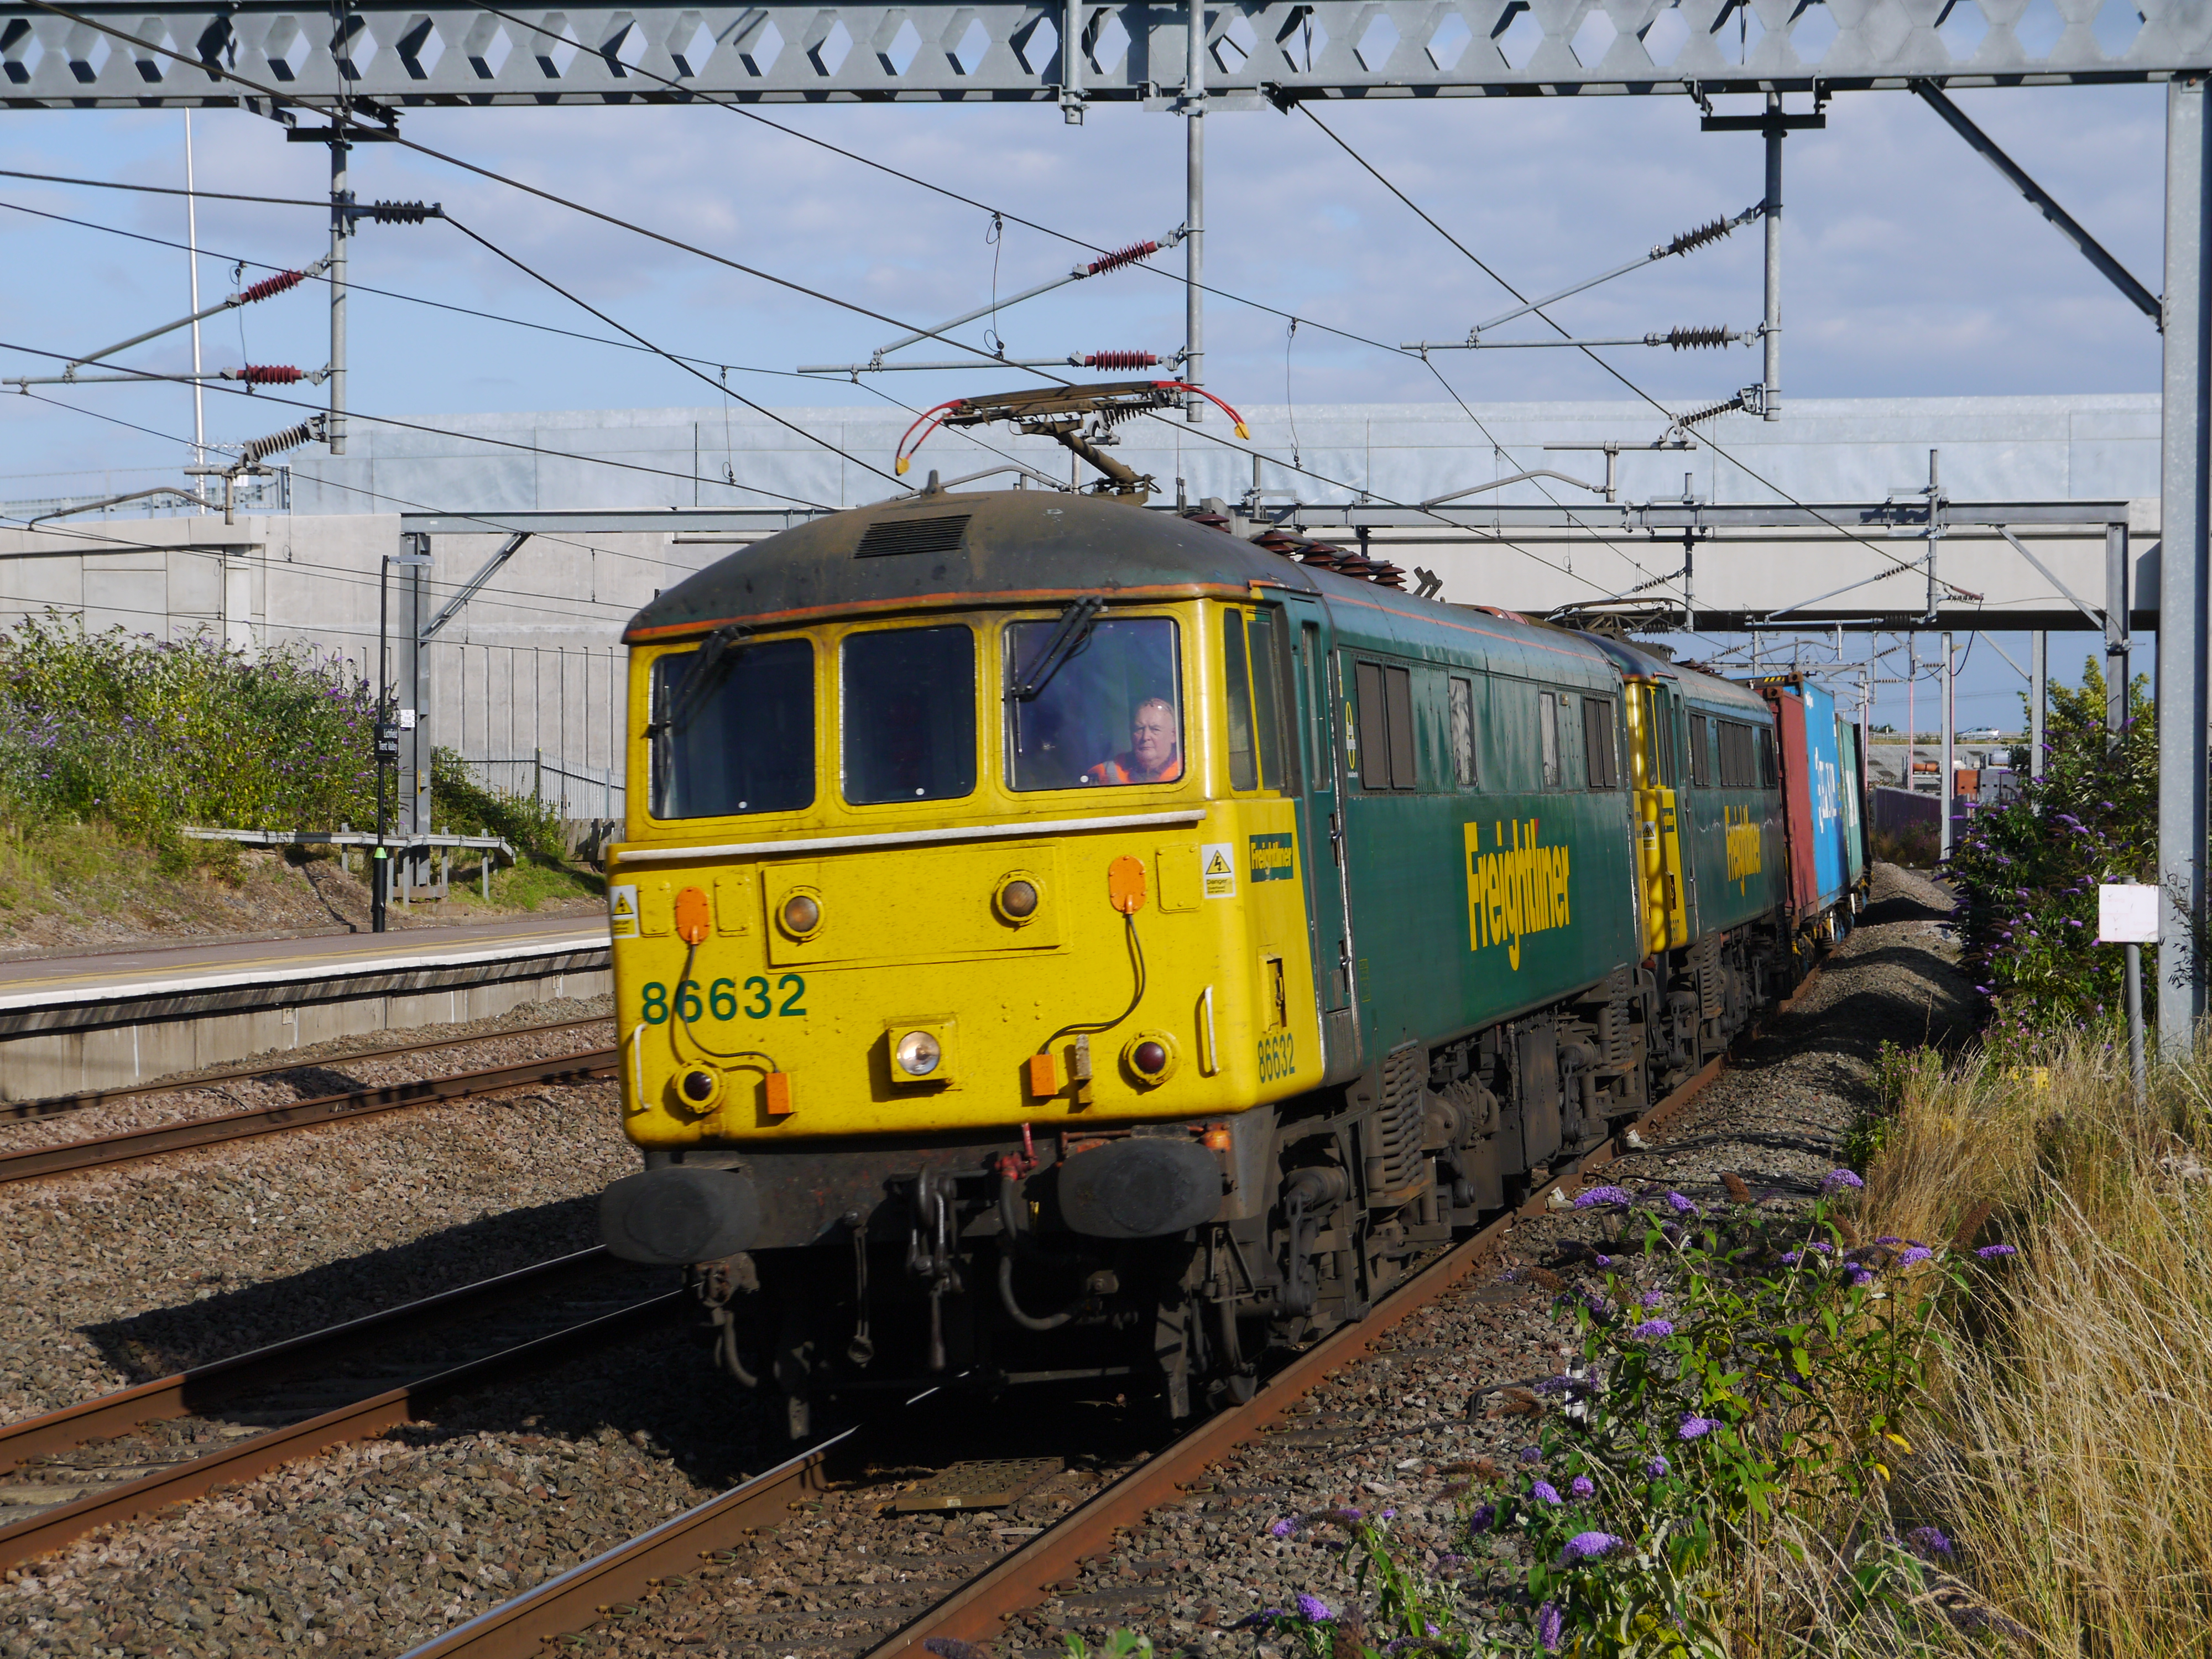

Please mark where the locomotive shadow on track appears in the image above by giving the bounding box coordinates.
[394,1345,1176,1506]
[76,1193,609,1383]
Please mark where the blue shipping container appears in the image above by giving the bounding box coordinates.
[1800,681,1849,910]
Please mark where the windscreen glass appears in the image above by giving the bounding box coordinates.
[1005,617,1182,791]
[649,637,814,819]
[841,625,977,804]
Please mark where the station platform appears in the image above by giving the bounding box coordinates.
[0,914,611,1100]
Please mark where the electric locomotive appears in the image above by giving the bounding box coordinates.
[596,482,1839,1436]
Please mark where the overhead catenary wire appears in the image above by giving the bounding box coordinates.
[1296,103,1983,607]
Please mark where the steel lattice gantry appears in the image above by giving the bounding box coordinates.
[1,0,2208,109]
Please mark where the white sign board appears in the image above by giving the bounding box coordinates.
[2098,884,2161,945]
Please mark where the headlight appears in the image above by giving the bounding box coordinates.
[894,1030,942,1077]
[994,875,1041,923]
[779,891,822,938]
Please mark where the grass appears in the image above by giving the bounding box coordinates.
[481,855,604,911]
[1829,1040,2212,1657]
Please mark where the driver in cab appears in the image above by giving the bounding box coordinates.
[1083,697,1182,785]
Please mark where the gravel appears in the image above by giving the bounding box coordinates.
[0,1071,637,1424]
[0,998,615,1150]
[0,865,1971,1659]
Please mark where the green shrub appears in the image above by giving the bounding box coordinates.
[428,747,570,861]
[0,613,375,845]
[1950,657,2154,1051]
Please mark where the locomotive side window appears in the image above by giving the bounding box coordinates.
[1688,713,1713,787]
[1353,661,1417,790]
[1539,692,1561,786]
[1757,726,1778,790]
[1582,696,1620,789]
[1004,616,1182,791]
[1448,676,1477,786]
[841,625,977,805]
[648,637,815,819]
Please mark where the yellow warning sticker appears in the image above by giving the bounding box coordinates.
[608,883,640,939]
[1201,842,1237,899]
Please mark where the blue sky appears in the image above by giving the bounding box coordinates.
[0,78,2170,731]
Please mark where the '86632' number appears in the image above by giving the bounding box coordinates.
[639,974,806,1024]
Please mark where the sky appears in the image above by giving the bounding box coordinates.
[0,76,2173,737]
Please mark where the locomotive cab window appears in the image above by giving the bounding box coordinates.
[841,624,976,805]
[648,635,815,820]
[1005,614,1183,791]
[1223,607,1290,792]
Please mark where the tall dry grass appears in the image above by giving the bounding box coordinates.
[1858,1037,2212,1657]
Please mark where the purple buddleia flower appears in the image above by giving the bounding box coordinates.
[1807,1241,1835,1255]
[1846,1267,1875,1288]
[1638,1290,1666,1309]
[1269,1516,1302,1538]
[1905,1527,1955,1561]
[1568,1475,1595,1498]
[1631,1319,1675,1339]
[1466,1503,1496,1535]
[1899,1246,1934,1267]
[1593,1253,1614,1267]
[1976,1244,2018,1260]
[1877,1235,1902,1246]
[1822,1169,1865,1193]
[1536,1603,1564,1652]
[1381,1508,1397,1520]
[1665,1192,1698,1215]
[1520,1446,1545,1463]
[1296,1594,1333,1622]
[1530,1480,1563,1506]
[1574,1185,1631,1209]
[1436,1553,1465,1571]
[1557,1531,1624,1564]
[1645,1455,1670,1478]
[1678,1415,1720,1441]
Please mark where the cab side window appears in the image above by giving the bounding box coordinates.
[1582,696,1620,789]
[1223,609,1290,792]
[1353,660,1417,791]
[1688,713,1713,787]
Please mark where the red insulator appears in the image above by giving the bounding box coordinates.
[1084,239,1160,276]
[1082,349,1159,371]
[236,269,307,305]
[234,364,304,384]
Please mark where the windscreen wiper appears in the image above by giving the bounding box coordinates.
[647,624,752,737]
[1008,597,1104,702]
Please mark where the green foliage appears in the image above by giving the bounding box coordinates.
[428,747,570,861]
[0,612,375,846]
[1951,656,2155,1052]
[1844,1041,1918,1170]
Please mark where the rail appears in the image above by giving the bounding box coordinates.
[0,1046,618,1182]
[0,1248,682,1572]
[4,1011,611,1123]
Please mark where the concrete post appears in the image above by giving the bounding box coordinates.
[1763,93,1783,421]
[2161,75,2212,1057]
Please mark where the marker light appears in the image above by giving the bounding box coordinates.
[1131,1041,1169,1078]
[894,1030,943,1077]
[676,1067,723,1111]
[779,891,822,938]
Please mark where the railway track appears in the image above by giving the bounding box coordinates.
[394,1000,1782,1659]
[0,1247,679,1572]
[3,1011,613,1124]
[0,1045,620,1184]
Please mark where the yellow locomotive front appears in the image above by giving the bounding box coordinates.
[595,489,1329,1430]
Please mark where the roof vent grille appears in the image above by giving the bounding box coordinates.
[856,513,971,559]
